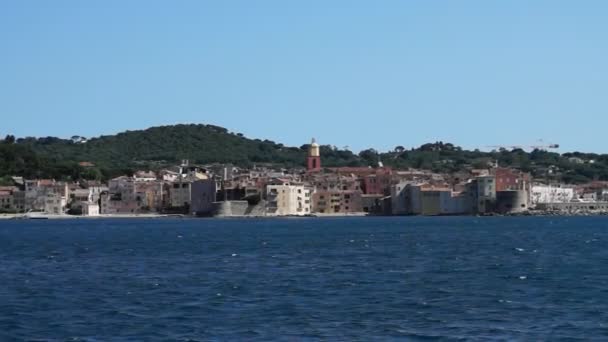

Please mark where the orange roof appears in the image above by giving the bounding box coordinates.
[38,179,55,186]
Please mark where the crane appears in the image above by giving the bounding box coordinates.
[486,140,559,152]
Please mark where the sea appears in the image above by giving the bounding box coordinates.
[1,216,607,341]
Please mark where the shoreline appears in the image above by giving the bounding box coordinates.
[3,210,608,220]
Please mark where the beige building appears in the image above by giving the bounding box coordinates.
[266,184,312,216]
[312,190,363,214]
[44,193,67,215]
[82,202,100,216]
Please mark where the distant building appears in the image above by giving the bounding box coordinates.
[0,186,24,212]
[495,168,531,192]
[391,181,415,215]
[360,168,393,195]
[134,171,157,182]
[25,180,68,212]
[266,183,312,216]
[82,202,100,216]
[190,179,217,216]
[361,194,388,215]
[468,176,497,214]
[170,179,193,208]
[531,185,575,204]
[44,193,66,215]
[496,190,529,214]
[312,190,362,214]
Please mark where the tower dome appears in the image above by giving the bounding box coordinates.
[307,138,321,172]
[309,138,320,157]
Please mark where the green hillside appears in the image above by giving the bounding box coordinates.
[3,124,361,180]
[1,124,608,184]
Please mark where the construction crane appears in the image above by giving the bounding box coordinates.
[486,141,559,152]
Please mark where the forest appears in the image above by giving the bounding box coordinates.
[1,124,607,184]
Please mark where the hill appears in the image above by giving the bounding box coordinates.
[1,124,608,184]
[3,124,361,181]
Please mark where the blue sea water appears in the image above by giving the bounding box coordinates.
[1,217,608,341]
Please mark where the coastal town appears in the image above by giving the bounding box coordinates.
[1,139,607,219]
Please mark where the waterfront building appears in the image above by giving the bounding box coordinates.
[531,185,575,204]
[190,179,217,216]
[496,190,529,214]
[24,180,69,212]
[266,183,312,216]
[312,190,363,214]
[44,193,66,215]
[391,181,414,215]
[467,176,497,214]
[82,202,100,216]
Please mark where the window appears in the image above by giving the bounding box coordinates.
[344,194,351,199]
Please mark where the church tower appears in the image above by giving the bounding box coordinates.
[307,138,321,172]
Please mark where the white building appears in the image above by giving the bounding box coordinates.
[82,202,100,216]
[44,193,67,215]
[266,184,312,216]
[134,171,157,182]
[531,185,575,204]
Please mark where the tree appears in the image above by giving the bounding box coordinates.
[394,146,405,153]
[3,135,15,144]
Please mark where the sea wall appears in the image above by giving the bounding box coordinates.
[211,201,266,217]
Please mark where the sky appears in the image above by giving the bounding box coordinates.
[1,1,607,153]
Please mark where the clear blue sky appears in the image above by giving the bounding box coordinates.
[1,1,606,153]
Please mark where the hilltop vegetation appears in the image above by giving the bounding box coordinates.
[1,124,608,184]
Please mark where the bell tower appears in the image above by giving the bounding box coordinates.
[307,138,321,172]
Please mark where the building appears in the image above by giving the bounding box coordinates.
[134,181,164,211]
[0,186,24,212]
[468,176,497,214]
[404,184,424,215]
[101,176,143,214]
[134,171,157,182]
[266,183,312,216]
[496,190,529,214]
[0,190,13,211]
[306,138,321,172]
[391,181,412,215]
[169,168,209,208]
[361,194,388,215]
[531,185,575,204]
[82,202,100,216]
[24,180,69,212]
[312,190,363,214]
[494,168,531,192]
[170,178,194,208]
[44,193,66,215]
[190,179,217,216]
[360,168,393,195]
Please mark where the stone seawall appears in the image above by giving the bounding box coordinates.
[211,201,266,217]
